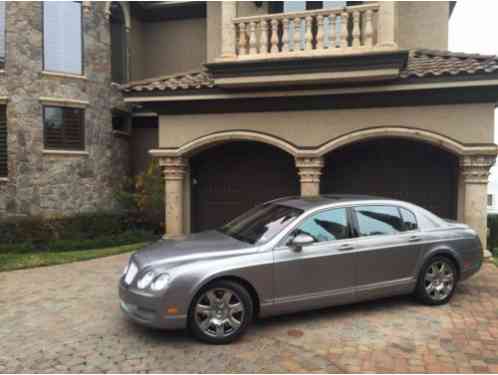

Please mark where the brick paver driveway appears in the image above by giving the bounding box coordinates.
[1,253,497,373]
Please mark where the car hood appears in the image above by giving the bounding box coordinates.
[131,230,255,269]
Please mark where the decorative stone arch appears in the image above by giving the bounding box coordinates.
[316,127,471,157]
[103,1,131,30]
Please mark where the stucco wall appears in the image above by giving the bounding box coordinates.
[129,14,145,81]
[158,103,495,150]
[0,2,130,218]
[139,18,207,79]
[397,1,449,50]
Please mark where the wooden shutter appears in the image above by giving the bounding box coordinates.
[63,108,85,150]
[44,107,84,150]
[0,106,7,177]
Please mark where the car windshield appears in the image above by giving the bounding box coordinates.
[218,203,303,245]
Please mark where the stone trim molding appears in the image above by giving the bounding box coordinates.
[0,177,9,183]
[159,157,188,181]
[0,96,8,105]
[295,157,324,183]
[42,150,89,157]
[39,97,90,109]
[460,155,496,184]
[41,71,88,81]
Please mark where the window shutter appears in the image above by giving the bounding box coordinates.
[44,107,84,151]
[63,108,85,150]
[0,106,7,177]
[43,2,82,74]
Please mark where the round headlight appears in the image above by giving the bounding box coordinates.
[137,271,156,289]
[151,273,171,291]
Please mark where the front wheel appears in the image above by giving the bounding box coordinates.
[188,280,253,344]
[416,256,457,305]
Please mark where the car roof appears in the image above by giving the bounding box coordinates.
[269,194,388,210]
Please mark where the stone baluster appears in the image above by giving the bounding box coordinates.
[352,10,361,47]
[238,22,247,55]
[270,19,279,53]
[295,157,324,197]
[304,15,313,50]
[316,15,325,49]
[259,19,268,54]
[364,9,374,47]
[160,157,188,239]
[329,13,337,48]
[293,17,301,51]
[249,21,257,55]
[282,18,289,52]
[340,12,348,48]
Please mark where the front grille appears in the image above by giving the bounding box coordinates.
[124,262,138,285]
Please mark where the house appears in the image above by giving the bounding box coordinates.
[1,2,497,250]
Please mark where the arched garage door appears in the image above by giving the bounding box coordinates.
[321,138,459,219]
[190,141,300,232]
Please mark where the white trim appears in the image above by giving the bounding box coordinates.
[0,96,8,104]
[0,177,8,182]
[39,97,89,108]
[132,112,158,117]
[41,71,88,81]
[42,149,89,156]
[124,79,498,103]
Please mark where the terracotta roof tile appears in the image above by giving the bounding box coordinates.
[122,50,498,93]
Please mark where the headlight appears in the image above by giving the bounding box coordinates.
[151,273,171,291]
[122,262,129,276]
[137,271,156,289]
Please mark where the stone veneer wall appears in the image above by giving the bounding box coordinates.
[0,2,130,218]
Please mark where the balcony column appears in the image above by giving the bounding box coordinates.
[295,157,324,197]
[220,2,237,59]
[460,155,496,251]
[159,157,188,239]
[377,2,398,49]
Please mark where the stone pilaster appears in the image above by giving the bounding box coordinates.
[160,157,188,239]
[220,2,237,59]
[295,157,324,197]
[460,154,496,251]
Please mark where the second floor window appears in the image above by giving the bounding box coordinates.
[43,1,83,75]
[0,105,6,177]
[43,106,85,151]
[0,2,5,69]
[488,194,493,207]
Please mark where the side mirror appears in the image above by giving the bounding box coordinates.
[290,233,315,251]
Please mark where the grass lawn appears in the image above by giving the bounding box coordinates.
[0,242,148,272]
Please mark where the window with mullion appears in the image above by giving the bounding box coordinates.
[43,106,85,151]
[0,106,7,177]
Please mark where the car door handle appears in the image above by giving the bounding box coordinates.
[338,243,355,251]
[408,235,421,242]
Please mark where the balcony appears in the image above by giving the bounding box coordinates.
[206,2,407,89]
[232,3,383,60]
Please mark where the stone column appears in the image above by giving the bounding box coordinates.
[295,157,324,197]
[159,157,188,239]
[460,154,496,251]
[220,2,237,59]
[377,2,398,49]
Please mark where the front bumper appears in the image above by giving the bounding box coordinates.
[119,282,187,330]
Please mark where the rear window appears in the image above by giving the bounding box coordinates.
[400,208,418,231]
[353,205,404,237]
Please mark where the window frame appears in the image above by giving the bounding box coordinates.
[42,1,85,76]
[350,204,420,239]
[42,105,85,151]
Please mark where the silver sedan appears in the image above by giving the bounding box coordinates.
[119,195,483,344]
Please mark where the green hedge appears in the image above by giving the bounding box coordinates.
[487,214,498,253]
[0,212,161,253]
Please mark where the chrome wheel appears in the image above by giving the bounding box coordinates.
[424,260,455,301]
[194,288,245,338]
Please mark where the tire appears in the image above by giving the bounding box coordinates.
[188,280,253,344]
[416,256,458,305]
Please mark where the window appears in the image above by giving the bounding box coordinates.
[488,194,493,207]
[110,2,128,83]
[354,205,403,237]
[112,110,130,133]
[0,2,5,69]
[0,105,6,177]
[43,1,83,75]
[400,208,418,232]
[43,106,85,150]
[293,208,351,243]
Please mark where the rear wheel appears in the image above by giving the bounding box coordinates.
[188,280,253,344]
[416,256,457,305]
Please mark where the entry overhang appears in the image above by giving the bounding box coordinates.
[205,50,409,89]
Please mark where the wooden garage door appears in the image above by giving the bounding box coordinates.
[191,141,300,232]
[321,138,458,219]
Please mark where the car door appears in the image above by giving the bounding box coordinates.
[272,207,357,315]
[351,205,423,300]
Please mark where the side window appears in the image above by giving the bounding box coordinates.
[400,208,418,232]
[354,205,403,237]
[43,106,85,151]
[293,208,351,243]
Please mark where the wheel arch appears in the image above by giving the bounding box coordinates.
[418,246,462,279]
